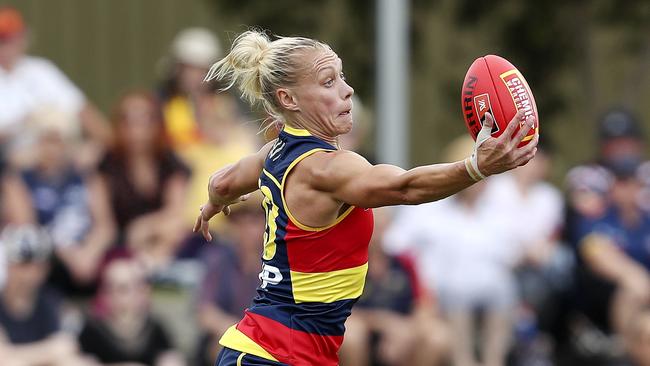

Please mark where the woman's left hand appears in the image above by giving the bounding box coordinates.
[192,195,249,241]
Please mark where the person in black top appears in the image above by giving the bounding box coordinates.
[97,90,191,272]
[78,255,185,366]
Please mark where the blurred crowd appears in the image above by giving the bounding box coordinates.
[1,6,650,366]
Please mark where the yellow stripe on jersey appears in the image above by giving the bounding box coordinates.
[283,125,313,136]
[291,263,368,303]
[262,169,281,188]
[219,325,279,362]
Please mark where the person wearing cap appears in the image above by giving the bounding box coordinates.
[0,224,94,366]
[565,107,646,226]
[562,107,650,361]
[0,6,111,168]
[158,27,225,150]
[158,28,260,238]
[571,151,650,361]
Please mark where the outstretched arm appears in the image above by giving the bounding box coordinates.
[312,112,537,208]
[193,140,275,240]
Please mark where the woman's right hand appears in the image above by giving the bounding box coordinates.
[475,110,538,177]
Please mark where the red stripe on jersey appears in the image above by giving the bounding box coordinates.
[237,311,343,366]
[285,207,373,273]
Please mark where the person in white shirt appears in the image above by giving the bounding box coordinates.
[384,136,519,366]
[0,6,111,168]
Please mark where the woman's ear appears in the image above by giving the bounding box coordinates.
[277,88,299,111]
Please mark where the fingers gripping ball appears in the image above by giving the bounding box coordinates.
[461,55,539,147]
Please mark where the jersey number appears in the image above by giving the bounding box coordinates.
[260,185,279,260]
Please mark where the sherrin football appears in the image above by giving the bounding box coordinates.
[461,55,538,146]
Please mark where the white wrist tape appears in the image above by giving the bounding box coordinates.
[466,115,493,181]
[465,156,486,182]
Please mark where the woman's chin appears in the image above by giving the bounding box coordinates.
[337,118,354,135]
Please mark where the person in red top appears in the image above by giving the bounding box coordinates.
[193,30,538,366]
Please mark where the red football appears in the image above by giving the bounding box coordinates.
[461,55,538,146]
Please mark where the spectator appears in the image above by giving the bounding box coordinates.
[565,108,646,241]
[384,136,517,366]
[156,28,259,240]
[158,27,223,151]
[179,92,259,242]
[574,159,650,357]
[0,224,93,366]
[483,143,572,364]
[339,207,448,366]
[0,6,111,169]
[2,106,115,293]
[195,192,265,366]
[98,90,190,272]
[563,107,650,364]
[78,255,185,366]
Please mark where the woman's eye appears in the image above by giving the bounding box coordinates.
[324,79,334,87]
[340,72,346,81]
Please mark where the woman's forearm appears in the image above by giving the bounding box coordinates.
[396,160,475,205]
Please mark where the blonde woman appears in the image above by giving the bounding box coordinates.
[194,30,537,366]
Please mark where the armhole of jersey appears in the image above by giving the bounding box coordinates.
[280,148,355,232]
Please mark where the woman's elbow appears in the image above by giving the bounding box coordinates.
[208,171,232,198]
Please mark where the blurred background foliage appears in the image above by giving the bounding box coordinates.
[6,0,650,181]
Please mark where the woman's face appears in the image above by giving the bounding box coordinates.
[119,96,159,150]
[103,260,149,317]
[38,131,68,169]
[290,49,354,137]
[0,33,27,69]
[176,62,209,95]
[611,176,642,209]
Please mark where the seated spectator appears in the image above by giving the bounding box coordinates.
[0,224,93,366]
[98,90,191,272]
[179,92,259,242]
[158,27,222,152]
[339,207,448,366]
[156,28,259,240]
[2,107,115,294]
[483,142,573,363]
[0,7,111,169]
[565,108,646,241]
[195,192,265,366]
[574,159,650,356]
[384,136,518,366]
[79,255,185,366]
